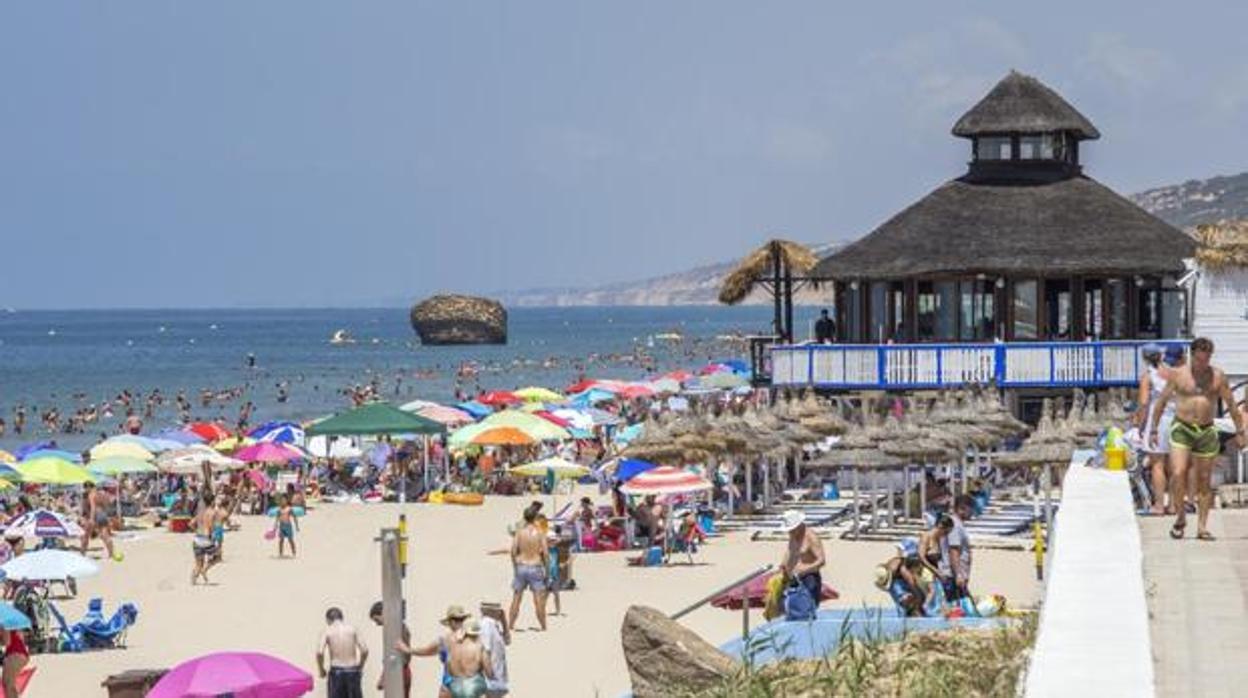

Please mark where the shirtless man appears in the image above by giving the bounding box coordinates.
[443,618,493,698]
[190,492,219,585]
[508,508,549,632]
[316,607,368,698]
[81,482,120,561]
[778,509,826,614]
[396,605,482,698]
[1151,337,1246,541]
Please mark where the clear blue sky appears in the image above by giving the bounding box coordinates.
[3,1,1246,308]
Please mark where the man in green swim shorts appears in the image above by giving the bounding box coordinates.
[1150,337,1245,541]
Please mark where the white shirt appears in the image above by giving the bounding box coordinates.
[479,617,508,691]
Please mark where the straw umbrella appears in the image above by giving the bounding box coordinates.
[807,448,903,538]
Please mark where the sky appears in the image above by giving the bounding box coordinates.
[2,1,1247,309]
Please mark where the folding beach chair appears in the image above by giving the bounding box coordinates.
[46,603,84,653]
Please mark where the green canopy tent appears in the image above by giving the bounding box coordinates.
[306,402,446,502]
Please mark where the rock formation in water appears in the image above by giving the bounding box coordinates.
[410,294,508,345]
[620,605,737,697]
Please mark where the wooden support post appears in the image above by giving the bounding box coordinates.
[378,528,405,698]
[852,467,861,539]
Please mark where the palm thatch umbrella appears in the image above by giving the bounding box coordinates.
[717,239,819,305]
[1194,220,1248,269]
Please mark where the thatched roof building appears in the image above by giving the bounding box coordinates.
[811,71,1194,343]
[1194,220,1248,269]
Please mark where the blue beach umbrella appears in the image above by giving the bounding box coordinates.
[616,459,658,482]
[20,449,82,464]
[12,441,55,461]
[0,603,31,630]
[455,401,491,420]
[156,428,205,446]
[110,434,185,453]
[250,421,305,445]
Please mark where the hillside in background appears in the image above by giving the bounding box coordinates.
[499,171,1248,307]
[1131,171,1248,228]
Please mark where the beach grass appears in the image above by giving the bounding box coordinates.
[685,613,1038,698]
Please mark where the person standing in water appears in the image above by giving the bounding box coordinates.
[1151,337,1246,540]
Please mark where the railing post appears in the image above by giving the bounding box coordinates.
[935,347,944,387]
[995,344,1007,386]
[1093,344,1103,384]
[877,346,888,388]
[1049,346,1056,385]
[807,346,814,386]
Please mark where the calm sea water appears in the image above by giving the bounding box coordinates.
[0,306,815,452]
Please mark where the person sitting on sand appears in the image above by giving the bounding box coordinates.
[369,601,412,698]
[317,606,368,698]
[274,495,299,558]
[878,538,928,617]
[190,492,219,585]
[508,508,549,632]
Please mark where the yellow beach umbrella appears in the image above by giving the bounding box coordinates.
[515,387,565,403]
[89,441,153,462]
[15,457,96,486]
[0,479,14,491]
[213,436,255,453]
[508,457,590,479]
[0,450,14,463]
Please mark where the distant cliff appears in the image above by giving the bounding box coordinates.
[497,171,1248,307]
[1132,171,1248,228]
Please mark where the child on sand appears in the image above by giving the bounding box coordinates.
[274,495,299,558]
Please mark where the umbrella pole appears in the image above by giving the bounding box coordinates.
[763,460,770,510]
[919,467,927,525]
[852,467,861,539]
[1043,462,1054,548]
[745,462,753,506]
[886,467,894,529]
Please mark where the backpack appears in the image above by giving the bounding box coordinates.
[783,581,817,621]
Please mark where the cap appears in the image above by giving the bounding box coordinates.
[1141,343,1163,359]
[780,509,806,532]
[896,537,919,560]
[1164,345,1185,365]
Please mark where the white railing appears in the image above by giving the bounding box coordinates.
[771,340,1186,390]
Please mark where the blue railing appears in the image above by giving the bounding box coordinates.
[770,340,1187,390]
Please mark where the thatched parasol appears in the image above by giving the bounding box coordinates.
[1194,220,1248,270]
[718,239,819,305]
[807,448,903,469]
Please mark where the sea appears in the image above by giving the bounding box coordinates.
[0,306,818,453]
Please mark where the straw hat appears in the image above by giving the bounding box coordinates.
[780,509,806,532]
[440,605,470,625]
[462,618,481,637]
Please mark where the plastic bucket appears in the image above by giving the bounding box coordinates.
[1105,447,1128,471]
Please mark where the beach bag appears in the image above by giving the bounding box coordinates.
[643,546,664,567]
[783,581,817,621]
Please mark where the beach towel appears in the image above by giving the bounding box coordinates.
[763,574,785,621]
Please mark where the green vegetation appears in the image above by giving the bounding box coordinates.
[685,614,1037,698]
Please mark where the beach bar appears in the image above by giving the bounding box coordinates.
[772,72,1195,396]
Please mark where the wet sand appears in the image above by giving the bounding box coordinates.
[35,489,1041,697]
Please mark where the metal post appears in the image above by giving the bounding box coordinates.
[741,584,749,640]
[745,461,753,505]
[919,467,927,525]
[1043,462,1054,548]
[1033,467,1044,581]
[852,467,861,539]
[378,528,405,698]
[763,459,771,509]
[886,467,894,529]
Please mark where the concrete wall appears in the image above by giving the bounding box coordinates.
[1024,452,1153,697]
[1192,267,1248,382]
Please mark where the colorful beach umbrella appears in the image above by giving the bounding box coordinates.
[234,442,302,465]
[616,384,656,400]
[157,428,205,445]
[694,372,750,390]
[569,388,615,406]
[455,401,492,419]
[249,421,305,445]
[157,446,245,475]
[450,411,571,447]
[187,422,231,442]
[614,458,658,482]
[508,457,591,479]
[15,458,95,485]
[12,442,55,461]
[147,651,313,698]
[109,434,186,453]
[619,466,711,496]
[1,549,99,581]
[416,405,475,426]
[0,450,15,463]
[0,603,31,630]
[515,386,565,403]
[89,440,154,462]
[646,377,683,395]
[4,509,85,538]
[478,391,522,407]
[87,456,158,477]
[711,575,839,610]
[470,426,536,447]
[19,448,82,464]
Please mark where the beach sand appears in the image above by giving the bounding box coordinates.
[34,489,1041,697]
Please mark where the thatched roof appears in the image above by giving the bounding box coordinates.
[952,71,1099,140]
[718,240,819,305]
[813,176,1194,280]
[1194,220,1248,269]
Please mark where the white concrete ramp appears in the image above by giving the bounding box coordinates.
[1025,453,1153,697]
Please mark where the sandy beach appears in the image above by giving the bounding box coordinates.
[32,487,1041,698]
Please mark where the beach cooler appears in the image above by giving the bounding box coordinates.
[168,516,191,533]
[101,669,166,698]
[822,482,840,500]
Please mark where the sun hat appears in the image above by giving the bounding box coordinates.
[440,605,470,625]
[462,618,481,637]
[873,565,892,590]
[780,509,806,532]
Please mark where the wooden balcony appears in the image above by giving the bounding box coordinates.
[770,340,1186,390]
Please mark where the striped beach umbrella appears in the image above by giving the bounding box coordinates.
[619,465,712,496]
[249,421,305,445]
[4,509,85,538]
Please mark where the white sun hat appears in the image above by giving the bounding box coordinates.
[780,509,807,532]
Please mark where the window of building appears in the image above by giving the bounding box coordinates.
[975,137,1013,161]
[1045,279,1073,339]
[1107,279,1129,339]
[868,282,888,343]
[959,278,995,340]
[843,284,863,342]
[1012,280,1038,339]
[1083,279,1104,339]
[1018,134,1058,160]
[887,281,907,341]
[917,281,957,341]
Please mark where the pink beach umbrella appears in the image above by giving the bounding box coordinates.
[619,465,712,496]
[234,442,302,465]
[147,651,312,698]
